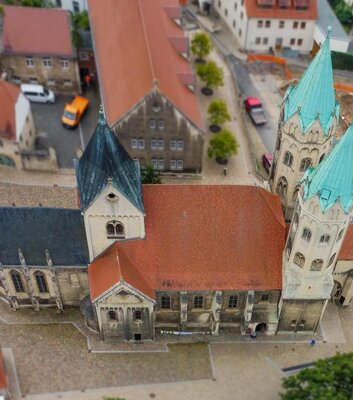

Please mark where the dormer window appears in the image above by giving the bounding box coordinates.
[106,221,125,239]
[106,192,118,202]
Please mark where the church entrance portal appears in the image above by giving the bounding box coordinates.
[255,323,267,333]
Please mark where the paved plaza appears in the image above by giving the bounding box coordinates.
[0,300,351,400]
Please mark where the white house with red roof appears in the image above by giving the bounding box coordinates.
[214,0,318,53]
[0,5,81,93]
[0,80,58,171]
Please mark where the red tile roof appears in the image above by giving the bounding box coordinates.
[0,80,20,141]
[2,6,74,56]
[89,243,155,301]
[339,225,353,260]
[89,185,286,300]
[245,0,318,20]
[88,0,203,128]
[0,352,7,390]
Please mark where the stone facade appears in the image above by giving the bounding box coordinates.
[270,112,335,219]
[2,54,81,94]
[113,90,204,173]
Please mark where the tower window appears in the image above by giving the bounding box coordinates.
[34,271,49,293]
[319,234,330,244]
[261,294,269,302]
[294,252,305,268]
[11,270,25,292]
[161,295,171,309]
[228,294,239,308]
[106,221,125,239]
[108,310,117,320]
[310,259,323,271]
[276,176,288,198]
[283,151,293,167]
[301,227,312,242]
[193,295,204,309]
[300,158,312,171]
[134,310,143,321]
[328,253,336,267]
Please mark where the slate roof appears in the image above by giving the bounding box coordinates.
[302,123,353,213]
[2,5,74,57]
[88,0,203,128]
[89,185,286,300]
[75,111,144,212]
[0,80,20,141]
[284,30,339,135]
[0,207,89,266]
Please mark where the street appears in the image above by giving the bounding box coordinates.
[31,84,101,168]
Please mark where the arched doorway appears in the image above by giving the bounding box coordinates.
[255,323,267,333]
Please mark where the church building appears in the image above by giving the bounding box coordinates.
[0,30,352,342]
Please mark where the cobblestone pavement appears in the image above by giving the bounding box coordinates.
[22,305,353,400]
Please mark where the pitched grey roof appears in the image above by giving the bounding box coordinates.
[75,111,144,212]
[0,207,89,266]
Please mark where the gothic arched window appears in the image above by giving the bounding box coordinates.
[34,271,49,293]
[300,158,312,172]
[310,259,323,271]
[294,252,305,268]
[276,176,288,199]
[283,151,294,167]
[11,270,24,293]
[106,221,125,239]
[301,227,312,242]
[319,234,330,244]
[292,185,300,202]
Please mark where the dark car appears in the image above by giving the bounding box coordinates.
[262,153,273,174]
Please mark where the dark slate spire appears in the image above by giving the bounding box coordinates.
[75,108,144,212]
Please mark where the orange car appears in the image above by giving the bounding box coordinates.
[62,95,89,129]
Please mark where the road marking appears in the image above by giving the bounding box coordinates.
[79,123,85,150]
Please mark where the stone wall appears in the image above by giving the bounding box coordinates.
[113,91,204,173]
[2,54,81,94]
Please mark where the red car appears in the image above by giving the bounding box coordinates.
[262,153,273,174]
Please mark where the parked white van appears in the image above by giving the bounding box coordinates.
[20,84,55,104]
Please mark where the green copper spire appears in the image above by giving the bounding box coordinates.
[302,124,353,213]
[75,110,144,212]
[284,28,339,135]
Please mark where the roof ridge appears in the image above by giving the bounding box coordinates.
[258,188,286,228]
[137,0,156,83]
[114,243,123,282]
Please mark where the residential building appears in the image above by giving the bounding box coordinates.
[50,0,88,12]
[0,6,81,94]
[89,0,204,173]
[0,35,353,342]
[214,0,317,53]
[0,351,9,400]
[0,80,57,171]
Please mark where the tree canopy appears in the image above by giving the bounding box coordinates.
[191,31,213,60]
[196,60,224,89]
[280,352,353,400]
[141,165,162,184]
[208,129,238,161]
[208,99,231,126]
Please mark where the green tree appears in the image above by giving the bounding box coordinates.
[280,352,353,400]
[103,397,126,400]
[196,60,224,93]
[141,165,162,184]
[191,31,213,61]
[20,0,45,7]
[72,11,90,31]
[208,99,231,127]
[208,129,238,162]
